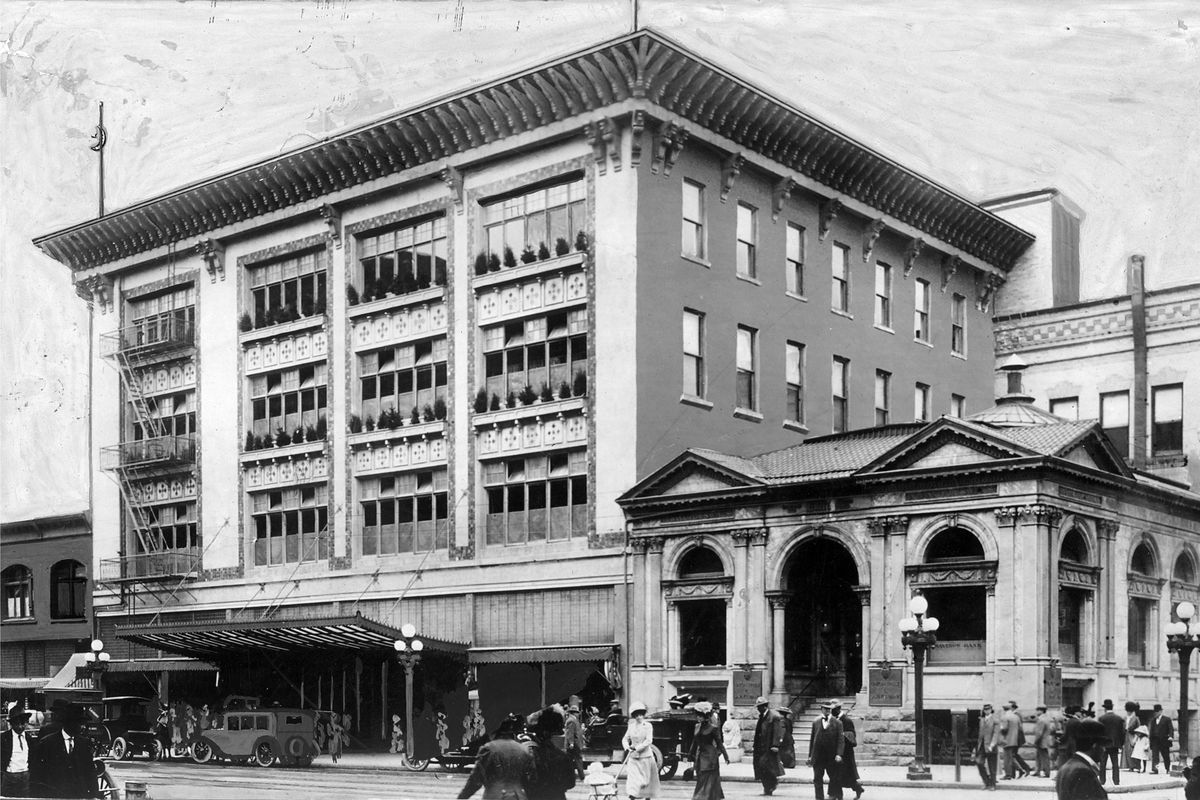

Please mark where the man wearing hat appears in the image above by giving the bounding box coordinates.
[1033,704,1058,778]
[976,703,1002,790]
[562,704,586,781]
[1149,703,1174,774]
[1055,718,1109,800]
[1096,700,1125,785]
[459,713,535,800]
[526,706,576,800]
[753,696,787,796]
[806,700,844,800]
[2,703,34,797]
[29,700,99,799]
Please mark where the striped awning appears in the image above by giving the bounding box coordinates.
[106,659,219,673]
[115,613,469,660]
[469,644,616,665]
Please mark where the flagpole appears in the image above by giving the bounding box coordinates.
[90,101,107,217]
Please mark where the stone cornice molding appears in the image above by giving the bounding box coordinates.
[867,515,909,537]
[1127,574,1166,598]
[1058,562,1101,589]
[663,575,735,601]
[907,559,999,588]
[993,504,1064,527]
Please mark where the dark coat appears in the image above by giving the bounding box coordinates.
[29,727,99,799]
[1055,754,1108,800]
[1150,714,1174,744]
[839,713,861,783]
[688,722,728,772]
[753,707,786,779]
[1097,712,1125,749]
[808,716,844,766]
[458,738,535,800]
[526,739,575,800]
[978,712,1001,753]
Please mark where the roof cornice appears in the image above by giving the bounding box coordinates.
[34,29,1034,275]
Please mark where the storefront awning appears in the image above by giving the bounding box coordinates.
[41,653,102,695]
[469,644,616,665]
[0,677,52,690]
[106,658,219,673]
[116,613,469,661]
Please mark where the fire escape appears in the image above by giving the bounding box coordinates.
[98,309,198,596]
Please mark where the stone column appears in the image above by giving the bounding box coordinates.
[731,529,751,667]
[646,536,665,668]
[993,504,1063,663]
[767,591,791,703]
[748,529,769,669]
[630,538,648,667]
[855,586,871,695]
[1097,520,1119,665]
[867,515,908,667]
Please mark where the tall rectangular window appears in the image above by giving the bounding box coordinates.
[1050,396,1079,421]
[736,203,757,278]
[914,382,931,421]
[951,293,966,355]
[682,310,706,399]
[736,326,758,411]
[358,216,448,298]
[874,263,893,328]
[914,279,931,342]
[483,178,585,260]
[360,340,448,422]
[786,342,805,424]
[482,311,588,402]
[832,356,850,433]
[951,394,966,419]
[484,451,587,544]
[1152,384,1184,455]
[786,224,806,296]
[247,251,326,327]
[832,243,850,312]
[359,471,449,556]
[875,370,891,425]
[251,485,330,567]
[1100,391,1130,460]
[682,180,705,260]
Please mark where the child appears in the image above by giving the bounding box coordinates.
[1131,724,1151,773]
[583,761,617,800]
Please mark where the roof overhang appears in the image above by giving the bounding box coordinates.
[468,644,616,665]
[114,614,469,661]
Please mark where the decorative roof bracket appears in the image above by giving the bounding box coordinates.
[976,272,1003,311]
[903,237,925,277]
[862,218,886,263]
[940,254,961,292]
[771,177,796,222]
[194,238,227,283]
[603,118,620,173]
[651,121,688,176]
[319,204,343,245]
[585,118,620,175]
[818,197,842,242]
[585,121,607,175]
[439,167,465,215]
[630,110,646,168]
[76,273,114,313]
[719,152,744,203]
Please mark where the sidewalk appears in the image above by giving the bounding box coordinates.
[307,750,1185,794]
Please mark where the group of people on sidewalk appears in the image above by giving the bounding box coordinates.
[1,701,102,798]
[750,697,862,800]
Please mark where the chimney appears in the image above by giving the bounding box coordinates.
[1128,254,1148,469]
[996,354,1034,405]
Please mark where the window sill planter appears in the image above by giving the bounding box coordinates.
[472,396,585,427]
[472,251,585,291]
[240,439,327,465]
[348,420,445,448]
[239,314,325,347]
[348,285,446,320]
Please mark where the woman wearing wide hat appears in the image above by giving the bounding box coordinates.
[621,702,661,799]
[687,701,729,800]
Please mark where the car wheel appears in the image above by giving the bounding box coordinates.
[254,741,276,767]
[192,740,214,764]
[402,754,430,771]
[148,740,163,761]
[659,755,678,780]
[110,737,130,760]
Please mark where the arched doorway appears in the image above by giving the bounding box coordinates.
[783,537,862,696]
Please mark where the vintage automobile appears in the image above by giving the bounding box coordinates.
[78,696,165,761]
[580,708,697,780]
[191,707,319,767]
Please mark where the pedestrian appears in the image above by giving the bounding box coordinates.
[28,700,99,799]
[1058,706,1082,770]
[1184,755,1200,800]
[1055,718,1108,800]
[2,703,34,798]
[1130,725,1150,772]
[526,706,576,800]
[329,712,343,764]
[687,701,728,800]
[752,696,786,797]
[621,702,660,800]
[1122,702,1140,771]
[1148,703,1173,774]
[1096,700,1124,785]
[999,701,1031,779]
[976,703,1001,791]
[563,705,587,781]
[457,719,535,800]
[806,700,844,800]
[1033,705,1057,778]
[833,701,863,800]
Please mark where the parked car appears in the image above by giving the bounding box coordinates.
[580,708,694,780]
[79,696,165,761]
[191,707,318,767]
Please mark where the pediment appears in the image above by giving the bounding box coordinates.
[621,450,764,503]
[862,423,1027,474]
[905,440,1004,470]
[1058,443,1101,472]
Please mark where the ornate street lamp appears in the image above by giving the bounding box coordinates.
[899,594,939,781]
[393,623,424,759]
[78,639,111,686]
[1166,600,1200,774]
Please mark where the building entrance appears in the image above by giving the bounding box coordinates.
[783,537,862,696]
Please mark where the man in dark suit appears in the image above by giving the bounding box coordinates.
[1096,700,1125,785]
[458,721,535,800]
[753,696,786,797]
[2,704,34,797]
[525,707,575,800]
[1149,703,1174,774]
[806,700,844,800]
[1059,706,1083,770]
[976,703,1001,790]
[562,705,586,781]
[833,701,863,800]
[1056,718,1108,800]
[29,701,99,799]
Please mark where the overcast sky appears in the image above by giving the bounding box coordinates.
[2,0,1197,521]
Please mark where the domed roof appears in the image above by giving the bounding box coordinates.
[966,398,1070,428]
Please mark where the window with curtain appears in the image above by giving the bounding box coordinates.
[2,565,33,620]
[50,560,86,619]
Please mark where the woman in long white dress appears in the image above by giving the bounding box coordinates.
[621,702,661,799]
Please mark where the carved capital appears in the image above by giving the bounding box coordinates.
[720,153,744,203]
[318,204,342,247]
[976,272,1003,312]
[867,515,909,537]
[766,591,793,611]
[903,237,925,277]
[862,218,886,263]
[1096,519,1120,540]
[630,110,646,168]
[731,528,754,547]
[194,238,226,283]
[993,504,1064,527]
[853,585,872,607]
[818,198,842,242]
[772,177,796,222]
[75,273,114,313]
[651,122,688,177]
[439,166,464,214]
[644,535,665,555]
[940,254,960,292]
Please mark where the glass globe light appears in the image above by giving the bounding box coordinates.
[924,617,940,632]
[400,623,417,639]
[91,639,105,653]
[1189,621,1200,638]
[898,617,917,633]
[1165,622,1182,637]
[909,595,929,616]
[411,639,424,652]
[394,640,406,652]
[84,652,97,663]
[99,652,111,662]
[1179,602,1196,622]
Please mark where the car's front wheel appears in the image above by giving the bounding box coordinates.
[254,741,276,767]
[109,737,130,760]
[192,740,213,764]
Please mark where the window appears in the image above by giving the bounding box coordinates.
[951,294,966,355]
[359,471,449,556]
[132,392,196,441]
[736,326,758,411]
[832,356,849,433]
[736,203,757,278]
[249,365,328,439]
[786,224,806,295]
[682,311,706,398]
[921,528,987,651]
[252,486,330,566]
[50,561,86,619]
[360,339,448,421]
[358,216,448,298]
[831,243,850,312]
[484,177,586,260]
[950,394,966,419]
[1128,598,1154,669]
[1152,384,1184,455]
[874,370,891,425]
[679,546,724,578]
[483,311,588,402]
[1100,391,1130,460]
[874,262,892,328]
[681,180,705,259]
[127,285,195,346]
[484,451,588,545]
[2,565,32,620]
[247,251,326,326]
[785,342,805,424]
[678,547,727,667]
[914,382,931,422]
[1050,396,1079,421]
[914,279,931,342]
[137,503,198,554]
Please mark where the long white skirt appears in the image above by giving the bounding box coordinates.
[625,746,662,798]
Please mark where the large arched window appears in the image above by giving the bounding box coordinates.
[1128,541,1159,670]
[1174,552,1196,585]
[2,565,33,620]
[918,527,989,664]
[675,546,727,668]
[1058,529,1091,665]
[50,560,86,620]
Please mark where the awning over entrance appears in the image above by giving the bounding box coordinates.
[0,677,51,690]
[469,644,616,665]
[105,658,219,673]
[41,653,102,696]
[115,613,469,661]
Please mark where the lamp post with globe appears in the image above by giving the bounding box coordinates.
[393,624,425,761]
[899,594,940,781]
[1166,600,1200,773]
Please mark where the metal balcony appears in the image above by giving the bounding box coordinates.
[98,550,201,582]
[100,435,195,472]
[100,311,195,360]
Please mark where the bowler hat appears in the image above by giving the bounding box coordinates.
[754,696,769,707]
[1075,718,1108,747]
[6,704,31,723]
[535,707,564,736]
[1102,699,1113,710]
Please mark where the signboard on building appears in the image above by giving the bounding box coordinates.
[869,667,903,707]
[1043,665,1063,707]
[732,670,763,706]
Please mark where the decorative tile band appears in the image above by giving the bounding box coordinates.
[244,329,328,375]
[477,413,588,458]
[244,456,331,490]
[477,270,587,324]
[353,436,447,475]
[352,301,447,351]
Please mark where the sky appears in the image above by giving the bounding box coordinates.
[1,0,1197,521]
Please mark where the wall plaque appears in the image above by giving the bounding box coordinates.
[869,667,904,707]
[1043,665,1063,708]
[732,670,764,706]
